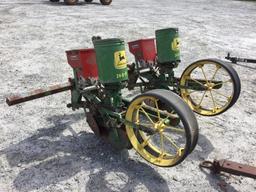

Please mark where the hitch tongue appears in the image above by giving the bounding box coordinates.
[225,52,256,64]
[6,82,73,106]
[200,159,256,179]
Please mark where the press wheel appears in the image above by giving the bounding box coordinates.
[180,59,241,116]
[125,89,198,167]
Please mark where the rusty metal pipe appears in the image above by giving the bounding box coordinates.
[6,82,73,106]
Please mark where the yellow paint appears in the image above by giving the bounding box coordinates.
[125,95,186,167]
[114,50,127,69]
[180,60,234,116]
[171,37,180,51]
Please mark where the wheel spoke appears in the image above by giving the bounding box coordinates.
[184,89,202,97]
[140,109,162,120]
[212,79,232,88]
[160,133,164,156]
[140,134,153,148]
[139,106,155,125]
[154,99,161,120]
[211,89,232,99]
[210,65,221,81]
[136,109,140,136]
[200,65,209,83]
[209,90,217,110]
[162,134,180,150]
[197,90,207,107]
[188,78,206,87]
[165,126,185,133]
[161,116,171,124]
[188,89,201,95]
[137,122,154,127]
[141,103,179,120]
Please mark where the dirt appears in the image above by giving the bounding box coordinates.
[0,0,255,191]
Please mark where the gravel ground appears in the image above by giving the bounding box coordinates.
[0,0,256,191]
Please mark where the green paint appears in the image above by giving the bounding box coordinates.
[155,28,180,64]
[93,38,128,84]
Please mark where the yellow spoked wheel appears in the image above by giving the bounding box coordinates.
[125,89,198,167]
[180,59,241,116]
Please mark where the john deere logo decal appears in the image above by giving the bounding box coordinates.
[114,51,127,69]
[171,37,180,51]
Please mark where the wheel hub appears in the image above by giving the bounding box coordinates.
[204,82,215,90]
[154,121,166,132]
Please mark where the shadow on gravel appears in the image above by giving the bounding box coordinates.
[191,134,238,192]
[188,133,214,161]
[200,168,239,192]
[1,113,169,192]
